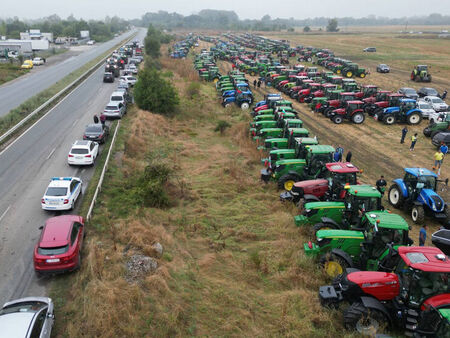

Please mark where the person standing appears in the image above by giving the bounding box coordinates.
[410,133,418,151]
[400,126,408,144]
[419,225,427,246]
[100,113,106,126]
[376,175,387,196]
[336,145,344,161]
[257,79,261,88]
[253,79,257,88]
[333,150,340,162]
[441,90,448,100]
[345,151,352,163]
[440,142,448,158]
[93,114,99,124]
[433,150,444,170]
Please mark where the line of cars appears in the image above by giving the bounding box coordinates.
[0,40,143,338]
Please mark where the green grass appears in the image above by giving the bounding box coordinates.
[0,63,29,85]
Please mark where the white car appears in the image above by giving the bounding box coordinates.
[87,40,96,45]
[429,111,448,124]
[41,177,82,211]
[417,100,436,119]
[103,101,126,118]
[32,57,45,66]
[68,140,99,166]
[119,76,137,86]
[423,96,449,112]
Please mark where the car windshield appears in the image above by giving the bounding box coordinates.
[45,187,67,196]
[0,301,47,315]
[71,148,89,154]
[111,96,123,101]
[38,245,69,256]
[431,98,444,103]
[85,125,102,133]
[419,103,432,109]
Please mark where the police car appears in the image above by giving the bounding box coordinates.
[41,177,82,211]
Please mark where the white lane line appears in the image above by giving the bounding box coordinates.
[0,205,11,223]
[71,118,79,127]
[46,147,56,160]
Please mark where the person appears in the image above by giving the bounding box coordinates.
[336,145,344,161]
[257,80,261,88]
[376,175,387,196]
[100,113,106,126]
[419,225,427,246]
[433,150,444,170]
[345,151,352,163]
[93,114,99,124]
[253,79,257,88]
[440,142,448,158]
[410,133,418,151]
[400,126,408,144]
[441,90,448,100]
[333,150,340,162]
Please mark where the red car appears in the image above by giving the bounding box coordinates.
[34,215,84,274]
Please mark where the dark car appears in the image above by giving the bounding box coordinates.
[398,87,419,100]
[376,64,390,73]
[83,123,109,144]
[103,72,114,83]
[432,131,450,147]
[418,87,439,98]
[363,47,376,52]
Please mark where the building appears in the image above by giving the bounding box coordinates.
[0,40,33,54]
[20,29,54,43]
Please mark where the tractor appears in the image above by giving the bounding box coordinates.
[423,113,450,138]
[257,127,310,151]
[223,90,253,109]
[365,93,404,116]
[388,168,449,224]
[374,99,423,125]
[329,101,366,124]
[261,145,335,190]
[304,211,411,277]
[262,136,317,168]
[341,63,368,78]
[411,65,432,82]
[318,246,450,337]
[321,92,358,117]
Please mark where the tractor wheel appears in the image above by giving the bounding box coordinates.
[359,73,366,78]
[319,253,350,278]
[240,102,250,110]
[332,115,343,124]
[383,114,396,125]
[344,302,389,334]
[224,103,231,108]
[430,130,441,139]
[278,174,299,191]
[411,205,425,224]
[388,185,404,208]
[407,112,422,125]
[423,127,432,137]
[307,57,312,62]
[336,69,341,75]
[313,222,336,233]
[346,71,353,78]
[352,112,365,124]
[324,108,334,118]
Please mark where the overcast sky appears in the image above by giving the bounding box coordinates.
[1,0,450,21]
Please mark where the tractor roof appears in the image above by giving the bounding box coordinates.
[308,145,335,154]
[326,162,359,173]
[398,246,450,272]
[340,92,357,96]
[347,100,364,104]
[400,98,416,103]
[363,85,377,88]
[289,128,309,135]
[347,185,381,197]
[284,118,303,124]
[365,211,409,230]
[295,137,319,145]
[389,93,404,97]
[404,168,438,178]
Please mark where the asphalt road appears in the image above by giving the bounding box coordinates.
[0,29,138,117]
[0,29,146,305]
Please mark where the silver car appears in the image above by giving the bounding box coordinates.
[103,101,126,118]
[0,297,54,338]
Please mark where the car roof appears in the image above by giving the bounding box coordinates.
[399,246,450,272]
[72,140,90,148]
[404,167,437,178]
[364,211,409,230]
[41,215,81,247]
[326,162,359,173]
[111,91,124,96]
[47,177,74,188]
[400,98,416,103]
[0,312,35,337]
[424,96,441,99]
[348,184,381,197]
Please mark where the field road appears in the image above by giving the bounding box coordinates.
[0,28,146,305]
[0,28,139,117]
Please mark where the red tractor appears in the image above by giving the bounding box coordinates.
[280,162,360,205]
[289,78,312,99]
[297,83,321,103]
[319,246,450,336]
[361,90,391,111]
[304,83,337,103]
[329,101,366,124]
[322,92,360,117]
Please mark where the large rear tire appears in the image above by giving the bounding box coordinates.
[407,112,422,125]
[344,302,389,334]
[411,205,425,224]
[352,112,365,124]
[423,127,432,137]
[430,130,441,139]
[388,185,404,208]
[313,222,337,233]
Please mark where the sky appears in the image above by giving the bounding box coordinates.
[1,0,450,21]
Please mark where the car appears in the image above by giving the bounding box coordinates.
[128,57,142,65]
[21,60,33,69]
[119,75,137,86]
[363,47,376,52]
[417,100,436,119]
[0,297,54,337]
[68,140,99,166]
[7,51,18,59]
[103,72,114,83]
[418,87,439,98]
[34,215,85,274]
[428,111,448,124]
[432,131,450,147]
[32,57,45,66]
[110,91,127,106]
[83,123,109,143]
[103,101,126,119]
[398,87,419,100]
[87,40,95,45]
[376,64,390,73]
[41,177,82,211]
[423,96,449,112]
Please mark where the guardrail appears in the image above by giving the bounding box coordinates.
[86,120,121,221]
[0,33,136,145]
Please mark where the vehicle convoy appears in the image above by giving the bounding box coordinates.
[374,98,423,125]
[388,168,449,225]
[318,246,450,337]
[411,65,432,82]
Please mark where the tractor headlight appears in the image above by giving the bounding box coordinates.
[317,237,323,242]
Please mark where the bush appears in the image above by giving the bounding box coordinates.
[134,67,179,115]
[214,120,231,135]
[186,81,200,99]
[137,162,172,208]
[303,26,311,32]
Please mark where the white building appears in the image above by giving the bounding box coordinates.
[20,29,54,43]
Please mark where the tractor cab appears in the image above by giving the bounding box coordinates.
[342,82,359,93]
[235,91,253,110]
[286,128,310,148]
[310,96,329,112]
[362,85,378,98]
[330,100,365,124]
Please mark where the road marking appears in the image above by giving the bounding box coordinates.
[72,118,79,127]
[0,205,11,223]
[46,147,56,160]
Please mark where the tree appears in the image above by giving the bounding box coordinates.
[326,19,339,32]
[144,35,161,58]
[303,26,311,32]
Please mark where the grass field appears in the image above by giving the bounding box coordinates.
[0,63,29,85]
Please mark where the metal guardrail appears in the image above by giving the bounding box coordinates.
[86,120,121,221]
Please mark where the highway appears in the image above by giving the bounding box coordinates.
[0,29,146,304]
[0,29,138,117]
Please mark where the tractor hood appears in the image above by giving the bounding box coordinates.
[421,294,450,311]
[316,229,364,240]
[347,271,400,301]
[383,106,400,114]
[418,189,445,213]
[294,179,328,189]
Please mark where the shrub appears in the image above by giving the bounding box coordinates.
[303,26,311,32]
[186,81,201,99]
[136,162,173,208]
[214,120,231,135]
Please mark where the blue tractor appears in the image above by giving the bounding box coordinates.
[223,90,253,110]
[388,168,449,225]
[375,98,423,125]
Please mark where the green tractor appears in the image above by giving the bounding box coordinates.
[423,113,450,138]
[304,211,412,277]
[294,185,382,228]
[341,63,368,78]
[262,136,318,167]
[262,136,318,156]
[261,145,335,190]
[411,65,432,82]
